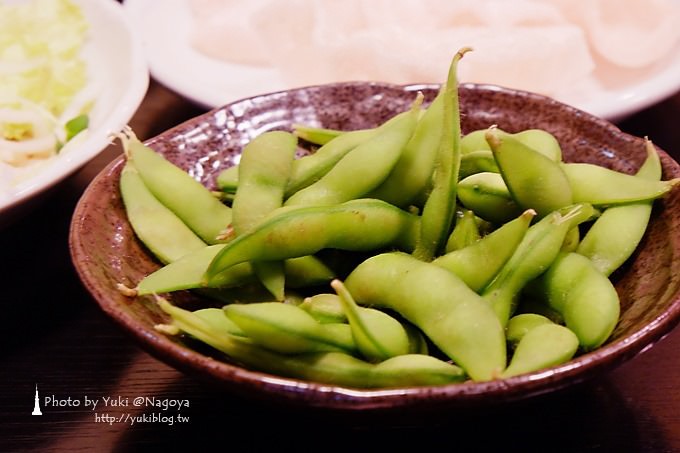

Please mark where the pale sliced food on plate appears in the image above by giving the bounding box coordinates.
[187,0,680,113]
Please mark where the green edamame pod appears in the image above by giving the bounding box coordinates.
[486,127,573,217]
[460,129,489,155]
[511,129,562,162]
[205,199,420,284]
[118,128,232,244]
[135,244,333,295]
[561,162,678,205]
[459,150,499,179]
[576,139,662,276]
[501,323,579,378]
[232,132,297,229]
[534,252,620,350]
[292,123,345,145]
[232,130,298,300]
[344,252,506,381]
[120,163,207,264]
[285,128,377,196]
[216,165,239,193]
[505,313,553,348]
[300,293,428,354]
[284,95,422,207]
[461,128,562,162]
[413,48,468,261]
[445,208,480,253]
[331,279,410,362]
[192,308,246,338]
[368,89,445,207]
[457,172,522,224]
[223,302,357,354]
[433,209,536,292]
[300,293,347,324]
[158,297,465,388]
[481,205,590,326]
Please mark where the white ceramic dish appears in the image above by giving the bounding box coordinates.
[124,0,680,121]
[0,0,149,221]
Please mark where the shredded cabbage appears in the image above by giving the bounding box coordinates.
[0,0,90,167]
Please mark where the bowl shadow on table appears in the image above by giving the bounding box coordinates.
[110,373,668,452]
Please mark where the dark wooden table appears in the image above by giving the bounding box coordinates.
[2,81,680,452]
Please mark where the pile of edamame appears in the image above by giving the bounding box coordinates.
[117,49,678,388]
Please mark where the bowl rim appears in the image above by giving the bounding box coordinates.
[69,81,680,410]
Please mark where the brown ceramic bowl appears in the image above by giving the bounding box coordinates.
[69,82,680,411]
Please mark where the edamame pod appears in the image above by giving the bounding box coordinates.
[232,131,298,300]
[223,302,357,354]
[158,298,465,388]
[561,162,678,205]
[505,313,553,348]
[344,252,506,381]
[457,172,522,224]
[368,89,445,207]
[413,48,468,260]
[285,128,377,196]
[486,127,573,217]
[332,279,410,362]
[461,128,562,162]
[120,163,207,264]
[501,323,579,378]
[576,139,662,275]
[292,124,345,145]
[533,252,620,350]
[433,209,536,292]
[300,293,428,354]
[135,244,334,295]
[216,166,239,193]
[205,199,420,284]
[445,208,480,253]
[481,205,590,326]
[118,128,232,244]
[300,293,348,324]
[192,308,246,338]
[459,150,499,179]
[284,95,422,207]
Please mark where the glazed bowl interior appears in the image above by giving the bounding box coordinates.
[69,82,680,411]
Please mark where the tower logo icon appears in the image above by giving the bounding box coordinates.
[32,384,42,416]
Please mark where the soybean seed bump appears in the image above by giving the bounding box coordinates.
[116,51,677,388]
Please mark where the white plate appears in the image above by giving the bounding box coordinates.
[124,0,680,121]
[0,0,149,220]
